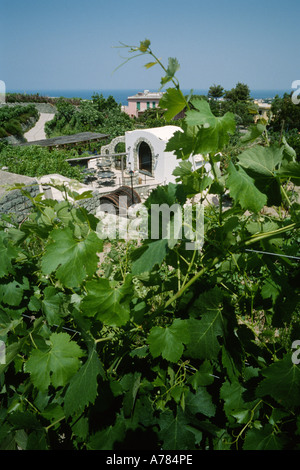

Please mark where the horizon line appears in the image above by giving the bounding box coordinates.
[6,87,291,91]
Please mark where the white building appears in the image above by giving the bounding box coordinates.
[125,126,211,185]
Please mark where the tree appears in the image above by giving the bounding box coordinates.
[220,82,255,126]
[55,98,75,121]
[208,84,225,99]
[92,93,119,112]
[270,93,300,132]
[224,82,251,102]
[77,101,103,129]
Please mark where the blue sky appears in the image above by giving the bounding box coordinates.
[1,0,299,93]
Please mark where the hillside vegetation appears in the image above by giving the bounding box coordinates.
[0,105,39,139]
[45,94,135,140]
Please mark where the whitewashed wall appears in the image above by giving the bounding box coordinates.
[125,126,215,185]
[125,126,181,184]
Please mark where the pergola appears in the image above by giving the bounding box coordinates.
[16,132,109,151]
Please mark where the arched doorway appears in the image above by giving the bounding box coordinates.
[138,141,152,175]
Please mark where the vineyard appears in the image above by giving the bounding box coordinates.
[0,40,299,451]
[5,93,82,106]
[0,104,39,139]
[0,143,84,182]
[44,94,135,140]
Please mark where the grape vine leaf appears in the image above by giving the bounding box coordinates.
[71,416,89,441]
[277,160,300,183]
[280,136,297,161]
[41,404,64,424]
[237,145,283,176]
[41,286,66,326]
[41,227,103,288]
[185,99,236,154]
[235,145,283,206]
[187,360,215,389]
[159,87,187,121]
[87,415,126,450]
[0,277,29,307]
[81,275,133,327]
[240,123,266,143]
[185,387,216,418]
[220,379,247,421]
[138,38,151,52]
[172,160,193,178]
[131,239,169,275]
[160,57,180,89]
[189,286,224,318]
[165,123,199,160]
[0,310,23,338]
[0,423,12,446]
[144,182,186,207]
[25,332,84,392]
[144,60,159,69]
[256,354,300,409]
[26,430,48,450]
[0,318,43,375]
[0,232,18,277]
[185,288,224,360]
[120,371,142,418]
[158,408,196,450]
[185,311,224,360]
[64,348,104,417]
[261,277,281,302]
[131,395,157,429]
[148,319,190,363]
[131,184,187,273]
[173,161,213,196]
[243,424,288,450]
[227,161,267,212]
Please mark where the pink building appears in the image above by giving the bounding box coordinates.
[123,90,164,118]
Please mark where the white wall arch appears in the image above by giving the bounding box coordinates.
[125,126,181,184]
[124,125,214,185]
[134,137,156,176]
[100,135,126,155]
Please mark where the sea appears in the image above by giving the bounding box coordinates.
[7,88,291,105]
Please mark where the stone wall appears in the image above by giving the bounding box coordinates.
[0,170,39,223]
[76,191,103,214]
[0,170,158,222]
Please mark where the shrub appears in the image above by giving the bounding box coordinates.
[0,105,39,137]
[0,144,84,181]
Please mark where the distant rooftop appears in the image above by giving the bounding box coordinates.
[127,90,164,100]
[16,131,109,148]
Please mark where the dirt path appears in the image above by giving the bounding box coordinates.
[24,113,55,142]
